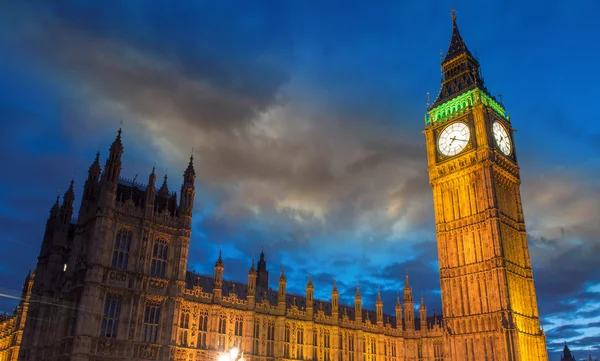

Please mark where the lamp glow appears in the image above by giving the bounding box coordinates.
[218,354,229,361]
[239,352,245,361]
[230,347,239,360]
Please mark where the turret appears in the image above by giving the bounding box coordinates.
[331,280,339,321]
[419,297,427,331]
[41,196,60,255]
[99,129,124,207]
[145,167,157,217]
[60,180,75,226]
[179,156,196,227]
[395,293,403,330]
[79,152,101,220]
[403,274,414,331]
[247,258,257,307]
[354,286,362,324]
[376,287,383,327]
[278,264,286,311]
[306,275,314,319]
[257,249,269,291]
[213,250,224,299]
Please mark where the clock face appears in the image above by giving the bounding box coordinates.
[437,122,471,156]
[492,121,512,155]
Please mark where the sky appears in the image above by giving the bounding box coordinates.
[0,0,599,358]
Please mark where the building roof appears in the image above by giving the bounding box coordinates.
[185,270,441,329]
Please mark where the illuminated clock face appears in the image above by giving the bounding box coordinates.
[437,122,471,156]
[492,121,512,155]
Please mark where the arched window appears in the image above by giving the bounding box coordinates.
[199,310,209,349]
[150,239,168,278]
[111,229,131,270]
[100,294,121,338]
[179,311,190,346]
[142,301,161,343]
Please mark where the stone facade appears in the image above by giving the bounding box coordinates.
[12,129,445,361]
[0,273,33,361]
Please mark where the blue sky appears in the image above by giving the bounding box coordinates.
[0,0,599,358]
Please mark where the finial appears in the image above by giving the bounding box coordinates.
[426,92,431,109]
[450,5,457,22]
[498,93,504,106]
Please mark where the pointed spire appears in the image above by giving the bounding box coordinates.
[50,194,60,216]
[377,286,382,303]
[184,154,196,178]
[249,258,256,273]
[332,279,338,294]
[307,274,314,288]
[279,262,286,281]
[159,174,169,196]
[63,179,75,203]
[442,7,473,64]
[215,249,224,267]
[355,286,361,298]
[88,151,101,178]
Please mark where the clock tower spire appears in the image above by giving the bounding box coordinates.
[424,11,548,361]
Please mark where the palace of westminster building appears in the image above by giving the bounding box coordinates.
[0,13,549,361]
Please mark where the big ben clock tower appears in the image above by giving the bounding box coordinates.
[424,12,549,361]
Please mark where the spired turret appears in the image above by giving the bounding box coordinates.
[98,129,124,208]
[247,258,257,308]
[404,274,415,330]
[306,275,314,319]
[179,155,196,226]
[79,152,101,221]
[376,287,384,326]
[331,280,339,321]
[144,167,157,217]
[354,286,362,325]
[213,250,224,299]
[278,264,286,311]
[419,297,428,332]
[395,293,403,328]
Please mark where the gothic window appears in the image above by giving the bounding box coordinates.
[297,327,304,360]
[391,342,397,360]
[252,318,260,355]
[267,320,275,357]
[284,323,291,358]
[324,331,331,361]
[100,295,121,338]
[384,340,388,361]
[150,239,168,277]
[234,315,243,348]
[218,314,227,351]
[111,228,131,270]
[179,310,190,346]
[348,335,355,361]
[313,331,318,360]
[338,333,343,361]
[199,310,208,349]
[235,315,244,336]
[370,338,376,360]
[434,342,443,361]
[417,343,423,361]
[142,301,161,343]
